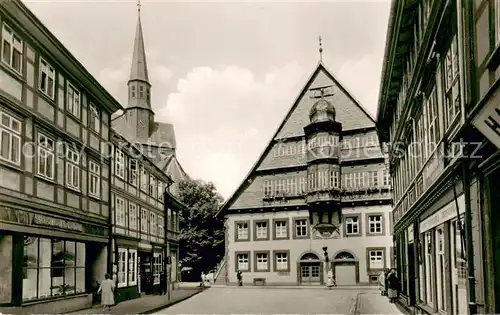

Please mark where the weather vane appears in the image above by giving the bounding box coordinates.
[137,0,141,12]
[318,35,323,62]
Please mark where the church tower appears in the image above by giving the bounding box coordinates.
[126,2,154,142]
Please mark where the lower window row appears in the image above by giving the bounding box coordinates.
[116,248,164,287]
[22,236,86,301]
[236,251,289,272]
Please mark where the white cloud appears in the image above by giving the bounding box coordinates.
[337,52,383,118]
[159,63,304,198]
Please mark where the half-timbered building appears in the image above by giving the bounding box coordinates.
[0,0,122,313]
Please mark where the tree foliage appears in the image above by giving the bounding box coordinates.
[176,179,225,278]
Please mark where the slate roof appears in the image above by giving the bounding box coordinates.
[216,61,376,217]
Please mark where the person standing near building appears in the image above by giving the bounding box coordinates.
[326,268,335,289]
[97,274,115,311]
[386,268,399,303]
[237,271,243,286]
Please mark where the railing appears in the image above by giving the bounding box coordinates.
[214,257,226,282]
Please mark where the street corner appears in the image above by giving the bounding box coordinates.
[356,292,406,315]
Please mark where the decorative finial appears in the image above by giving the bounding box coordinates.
[137,0,141,13]
[318,35,323,62]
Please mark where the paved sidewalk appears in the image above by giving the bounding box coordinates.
[355,292,407,314]
[210,284,378,290]
[66,287,204,315]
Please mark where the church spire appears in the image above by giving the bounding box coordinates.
[318,35,323,62]
[127,0,152,110]
[129,0,150,85]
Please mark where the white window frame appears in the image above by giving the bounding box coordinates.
[329,170,339,188]
[39,58,55,99]
[149,175,157,198]
[158,215,164,237]
[115,148,125,179]
[129,203,138,230]
[128,159,138,186]
[256,253,268,271]
[236,223,248,240]
[150,212,157,236]
[368,215,383,234]
[65,146,80,190]
[67,82,81,118]
[0,111,21,165]
[425,86,440,157]
[443,34,461,130]
[345,217,359,235]
[88,160,100,198]
[255,222,268,239]
[295,219,308,237]
[153,252,163,285]
[237,253,249,271]
[275,220,287,238]
[140,208,148,233]
[127,249,137,286]
[36,133,55,180]
[1,23,23,74]
[117,248,128,287]
[275,252,288,271]
[140,165,148,192]
[369,250,384,269]
[115,196,126,227]
[89,103,100,133]
[263,180,273,197]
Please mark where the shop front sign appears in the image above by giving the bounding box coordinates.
[0,206,106,236]
[420,194,465,233]
[472,97,500,149]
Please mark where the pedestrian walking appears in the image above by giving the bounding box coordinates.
[236,271,243,286]
[160,272,167,295]
[378,270,386,296]
[97,273,115,311]
[386,268,399,303]
[326,268,335,289]
[200,271,206,288]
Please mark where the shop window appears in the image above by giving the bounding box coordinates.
[153,253,163,285]
[22,237,85,301]
[424,231,434,307]
[117,248,137,287]
[436,227,446,311]
[453,216,468,315]
[418,237,426,302]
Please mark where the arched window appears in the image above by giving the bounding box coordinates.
[335,251,355,260]
[300,253,320,261]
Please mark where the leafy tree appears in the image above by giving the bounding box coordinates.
[176,179,225,280]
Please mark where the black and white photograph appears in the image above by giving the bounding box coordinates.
[0,0,498,314]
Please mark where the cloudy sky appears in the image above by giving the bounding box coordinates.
[23,0,391,199]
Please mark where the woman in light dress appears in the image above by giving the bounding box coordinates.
[326,268,335,289]
[378,270,386,295]
[97,273,115,311]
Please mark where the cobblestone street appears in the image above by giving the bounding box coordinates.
[152,287,360,314]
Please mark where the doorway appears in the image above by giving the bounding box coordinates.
[298,253,322,285]
[138,252,153,294]
[332,251,359,285]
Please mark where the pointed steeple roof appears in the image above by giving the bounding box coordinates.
[129,3,150,85]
